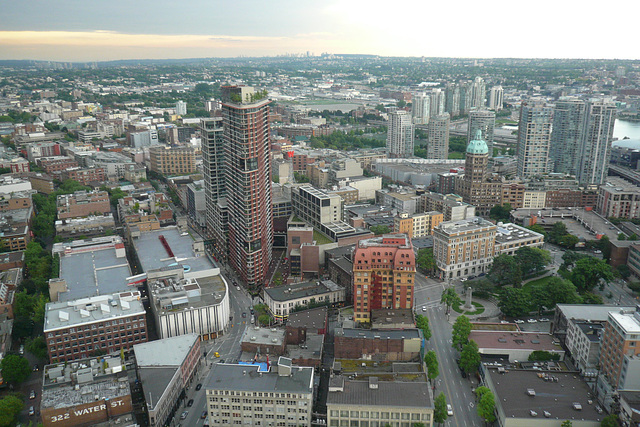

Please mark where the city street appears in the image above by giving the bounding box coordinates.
[414,272,484,426]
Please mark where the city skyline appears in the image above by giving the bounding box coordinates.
[2,0,639,61]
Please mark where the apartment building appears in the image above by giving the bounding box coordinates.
[56,190,111,220]
[596,177,640,219]
[204,358,314,427]
[148,145,196,175]
[60,167,106,185]
[433,217,497,280]
[43,291,147,362]
[37,156,79,175]
[352,234,415,323]
[393,211,443,238]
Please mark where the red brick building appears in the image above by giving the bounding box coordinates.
[60,167,106,185]
[38,156,79,175]
[57,190,111,220]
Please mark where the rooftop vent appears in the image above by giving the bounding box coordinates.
[59,311,69,322]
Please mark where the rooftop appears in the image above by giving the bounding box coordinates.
[495,222,544,244]
[44,291,145,332]
[149,274,226,315]
[54,237,131,302]
[610,310,640,334]
[557,304,635,323]
[264,280,342,302]
[41,356,130,410]
[205,362,313,394]
[241,326,285,347]
[133,333,199,367]
[436,217,496,235]
[486,367,605,423]
[131,226,214,275]
[327,377,432,409]
[469,331,561,352]
[286,307,328,331]
[336,328,421,340]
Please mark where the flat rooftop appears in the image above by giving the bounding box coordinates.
[286,307,328,330]
[131,226,214,274]
[487,367,605,423]
[610,311,640,334]
[149,274,226,315]
[57,240,131,302]
[42,356,130,410]
[337,328,421,340]
[557,304,635,323]
[241,326,285,347]
[264,280,342,302]
[137,366,178,412]
[470,331,561,352]
[206,362,313,394]
[495,222,543,244]
[327,377,432,408]
[44,291,145,332]
[134,333,199,367]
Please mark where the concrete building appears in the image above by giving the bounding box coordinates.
[550,97,616,185]
[186,180,206,228]
[263,280,345,321]
[565,320,604,377]
[352,234,415,323]
[240,326,286,356]
[469,330,564,362]
[494,222,544,255]
[43,291,147,362]
[175,100,187,116]
[134,334,201,427]
[516,100,553,178]
[420,192,476,221]
[204,358,314,427]
[427,113,450,160]
[41,356,134,427]
[596,177,640,219]
[433,217,497,280]
[411,92,430,125]
[488,85,503,111]
[600,307,640,390]
[483,366,606,427]
[393,211,443,238]
[327,374,434,427]
[292,184,343,228]
[222,86,273,287]
[148,145,196,175]
[376,188,421,215]
[55,214,116,239]
[56,190,110,220]
[470,76,486,109]
[387,110,414,158]
[467,109,495,157]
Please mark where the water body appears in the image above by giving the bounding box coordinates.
[613,119,640,150]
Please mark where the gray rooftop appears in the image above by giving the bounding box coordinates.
[206,363,313,394]
[286,307,328,330]
[265,280,342,302]
[58,244,131,302]
[487,367,605,422]
[134,333,199,367]
[327,378,432,408]
[241,326,285,347]
[336,328,421,340]
[137,366,179,411]
[44,291,145,332]
[149,274,226,315]
[131,226,214,274]
[557,304,635,323]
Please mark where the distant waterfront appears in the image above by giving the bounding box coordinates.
[614,119,640,141]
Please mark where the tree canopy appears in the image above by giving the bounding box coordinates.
[488,254,522,287]
[0,395,24,427]
[452,315,472,350]
[416,315,432,340]
[441,287,462,315]
[489,203,512,222]
[514,246,551,277]
[424,350,439,381]
[571,257,615,292]
[433,392,448,425]
[477,388,497,423]
[0,354,30,385]
[498,287,531,317]
[459,340,481,375]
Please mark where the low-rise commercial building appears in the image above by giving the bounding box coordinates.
[264,280,344,321]
[494,222,544,255]
[41,356,135,427]
[469,330,565,362]
[60,167,106,185]
[134,334,201,427]
[57,190,111,220]
[334,328,422,361]
[54,214,116,239]
[204,358,314,427]
[43,291,147,362]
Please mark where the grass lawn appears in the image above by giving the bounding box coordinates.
[523,275,556,291]
[313,230,334,245]
[452,301,485,315]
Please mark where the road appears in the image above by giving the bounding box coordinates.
[413,272,483,426]
[167,274,254,427]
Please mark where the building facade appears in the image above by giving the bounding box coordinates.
[387,110,414,158]
[352,235,415,323]
[427,113,450,160]
[516,100,553,178]
[596,177,640,219]
[148,145,196,175]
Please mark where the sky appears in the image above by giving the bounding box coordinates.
[1,0,639,62]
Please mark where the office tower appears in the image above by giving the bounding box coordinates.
[516,100,553,178]
[468,109,496,157]
[550,97,616,185]
[470,77,486,109]
[445,83,460,117]
[429,88,445,118]
[411,92,430,125]
[221,86,273,287]
[387,110,414,158]
[488,86,504,111]
[201,117,228,260]
[427,113,450,159]
[352,235,415,323]
[175,100,187,116]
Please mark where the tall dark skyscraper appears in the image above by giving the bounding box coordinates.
[550,97,616,185]
[204,86,273,287]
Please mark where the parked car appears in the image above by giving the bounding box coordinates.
[447,404,453,416]
[242,312,247,318]
[180,411,188,420]
[422,307,427,312]
[29,406,35,416]
[514,319,525,324]
[29,390,36,400]
[527,319,538,323]
[539,318,550,322]
[187,399,194,407]
[19,345,24,355]
[201,411,208,419]
[196,383,202,391]
[32,364,39,372]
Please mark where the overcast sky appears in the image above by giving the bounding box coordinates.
[2,0,639,62]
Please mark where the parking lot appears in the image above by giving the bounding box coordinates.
[513,208,623,241]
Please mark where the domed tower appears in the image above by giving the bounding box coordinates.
[464,129,489,186]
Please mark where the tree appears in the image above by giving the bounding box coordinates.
[558,234,579,249]
[459,340,481,375]
[561,421,572,427]
[561,250,590,269]
[370,225,390,235]
[498,287,531,318]
[618,232,627,241]
[452,315,472,350]
[549,222,568,243]
[514,246,551,276]
[600,414,618,427]
[416,248,437,273]
[11,316,34,341]
[477,389,497,424]
[488,254,522,287]
[415,315,432,340]
[528,350,561,361]
[617,264,631,279]
[441,287,462,315]
[433,392,448,425]
[526,223,547,237]
[540,277,581,308]
[489,203,512,222]
[598,235,612,262]
[26,336,48,360]
[257,314,271,326]
[424,350,439,381]
[0,354,30,385]
[571,257,615,292]
[0,395,24,427]
[581,292,604,305]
